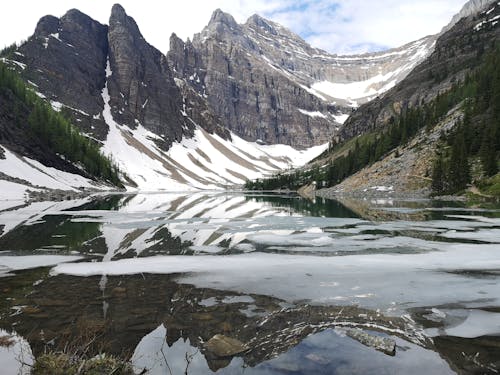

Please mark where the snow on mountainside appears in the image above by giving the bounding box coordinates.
[0,145,105,207]
[442,0,496,32]
[100,54,327,191]
[0,0,491,197]
[196,13,436,108]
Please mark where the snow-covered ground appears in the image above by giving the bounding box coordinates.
[100,60,327,192]
[0,145,104,204]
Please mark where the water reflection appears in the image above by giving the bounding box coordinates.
[0,272,452,374]
[0,193,500,374]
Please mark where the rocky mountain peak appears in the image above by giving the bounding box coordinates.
[442,0,495,32]
[245,14,278,35]
[106,4,189,147]
[110,3,127,21]
[199,8,241,40]
[34,15,59,36]
[109,3,141,37]
[209,8,238,28]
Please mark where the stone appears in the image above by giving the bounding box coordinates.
[204,334,248,357]
[346,328,396,356]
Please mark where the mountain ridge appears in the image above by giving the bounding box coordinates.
[0,0,495,195]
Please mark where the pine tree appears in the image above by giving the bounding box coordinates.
[448,126,470,192]
[431,153,445,194]
[480,121,498,176]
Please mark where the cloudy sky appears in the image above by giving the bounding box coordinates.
[1,0,467,55]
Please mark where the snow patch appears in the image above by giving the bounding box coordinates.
[298,109,327,119]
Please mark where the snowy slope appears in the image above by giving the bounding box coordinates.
[100,60,327,191]
[232,17,437,109]
[0,145,106,203]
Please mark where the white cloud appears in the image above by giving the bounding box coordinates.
[1,0,468,55]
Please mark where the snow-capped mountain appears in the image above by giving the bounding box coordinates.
[0,1,490,195]
[168,10,436,148]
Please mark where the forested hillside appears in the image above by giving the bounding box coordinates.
[245,44,500,195]
[0,61,123,187]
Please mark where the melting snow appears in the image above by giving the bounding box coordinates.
[333,114,350,124]
[0,146,96,193]
[99,59,327,191]
[298,109,327,119]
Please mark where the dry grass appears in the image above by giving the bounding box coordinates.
[32,353,134,375]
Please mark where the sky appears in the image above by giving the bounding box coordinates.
[0,0,468,55]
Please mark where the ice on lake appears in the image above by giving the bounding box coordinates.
[1,192,499,374]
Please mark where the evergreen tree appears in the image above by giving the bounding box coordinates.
[431,153,445,194]
[448,126,470,192]
[480,121,498,176]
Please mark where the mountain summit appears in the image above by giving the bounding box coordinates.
[1,1,496,193]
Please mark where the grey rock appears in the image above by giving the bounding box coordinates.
[17,9,109,140]
[168,10,436,148]
[338,1,500,142]
[107,4,190,148]
[12,5,194,149]
[441,0,495,32]
[346,328,396,356]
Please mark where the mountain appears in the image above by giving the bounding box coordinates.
[0,5,328,194]
[167,10,436,148]
[249,0,500,197]
[0,1,493,195]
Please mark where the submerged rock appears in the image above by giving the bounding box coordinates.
[205,334,248,357]
[346,328,396,356]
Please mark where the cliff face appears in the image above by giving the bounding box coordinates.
[8,5,438,151]
[2,2,492,190]
[14,9,109,140]
[167,10,437,148]
[106,4,189,147]
[10,5,192,150]
[338,0,500,142]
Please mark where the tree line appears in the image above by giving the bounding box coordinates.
[431,46,500,194]
[246,45,500,194]
[0,61,123,187]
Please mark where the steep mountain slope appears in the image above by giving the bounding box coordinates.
[0,5,328,191]
[167,10,437,148]
[0,64,119,203]
[106,4,189,148]
[1,2,492,193]
[338,0,498,142]
[247,0,500,197]
[319,1,500,197]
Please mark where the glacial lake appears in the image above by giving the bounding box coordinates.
[0,192,499,374]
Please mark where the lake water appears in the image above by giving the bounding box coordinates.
[0,192,499,374]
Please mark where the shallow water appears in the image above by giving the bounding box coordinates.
[0,192,499,374]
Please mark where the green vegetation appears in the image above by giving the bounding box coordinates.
[245,45,500,196]
[477,174,500,197]
[0,43,18,58]
[245,79,470,191]
[431,47,500,195]
[0,61,123,186]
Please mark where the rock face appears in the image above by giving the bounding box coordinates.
[441,0,496,32]
[107,4,189,147]
[10,5,193,150]
[8,4,441,152]
[15,9,109,140]
[204,334,248,357]
[167,10,436,148]
[338,0,500,142]
[1,1,493,190]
